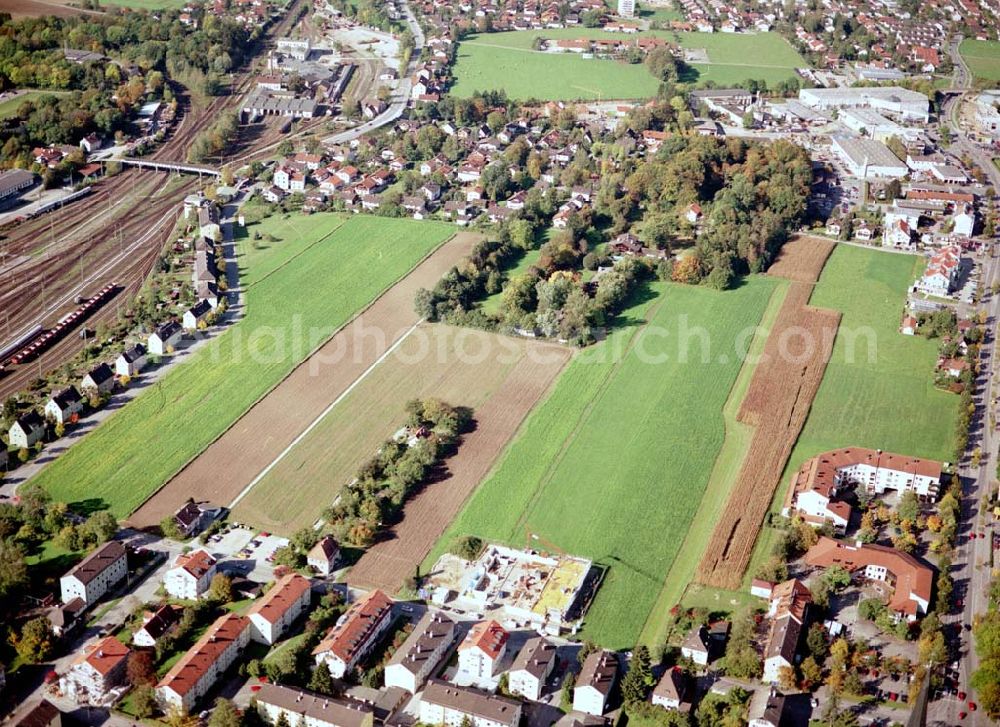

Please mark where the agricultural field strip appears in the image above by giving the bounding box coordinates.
[227,319,423,510]
[125,226,474,527]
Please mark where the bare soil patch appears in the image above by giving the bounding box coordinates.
[347,339,571,592]
[3,0,99,17]
[766,235,837,283]
[127,232,480,528]
[695,282,841,588]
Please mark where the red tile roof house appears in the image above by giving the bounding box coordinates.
[62,637,130,704]
[156,613,251,713]
[247,573,312,645]
[805,537,934,621]
[307,535,340,576]
[313,589,394,678]
[458,620,509,687]
[164,549,217,600]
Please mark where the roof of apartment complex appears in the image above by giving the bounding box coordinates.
[248,573,311,625]
[459,620,508,659]
[64,541,126,585]
[312,589,393,661]
[577,651,618,695]
[255,684,373,727]
[75,636,129,675]
[786,447,943,504]
[171,549,216,578]
[805,537,933,617]
[422,679,521,726]
[509,636,557,678]
[157,613,249,697]
[386,611,454,674]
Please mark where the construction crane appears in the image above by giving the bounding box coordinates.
[524,527,565,556]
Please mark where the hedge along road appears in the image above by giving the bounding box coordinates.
[126,229,481,529]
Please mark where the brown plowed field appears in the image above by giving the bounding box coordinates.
[3,0,99,17]
[346,339,571,592]
[695,245,841,589]
[766,235,837,283]
[231,324,572,534]
[127,232,480,528]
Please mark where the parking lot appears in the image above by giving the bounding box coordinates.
[201,524,290,582]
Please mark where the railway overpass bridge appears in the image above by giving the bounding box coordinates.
[115,158,222,177]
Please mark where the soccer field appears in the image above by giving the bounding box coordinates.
[33,215,454,517]
[960,39,1000,82]
[425,277,780,648]
[450,30,804,100]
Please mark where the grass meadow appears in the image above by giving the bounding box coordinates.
[450,30,804,100]
[33,214,454,517]
[425,277,779,648]
[746,245,961,581]
[960,39,1000,82]
[0,90,70,119]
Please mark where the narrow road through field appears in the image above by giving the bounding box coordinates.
[127,232,479,529]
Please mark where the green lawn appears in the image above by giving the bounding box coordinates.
[33,214,455,517]
[0,90,69,119]
[745,245,961,583]
[424,277,778,648]
[960,39,1000,82]
[450,30,804,100]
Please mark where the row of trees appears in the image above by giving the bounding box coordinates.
[322,399,472,546]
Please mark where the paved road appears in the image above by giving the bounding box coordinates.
[321,0,423,146]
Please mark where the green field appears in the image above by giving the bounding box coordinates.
[425,277,779,648]
[33,214,455,517]
[746,245,961,580]
[0,90,69,119]
[960,39,1000,82]
[450,30,804,100]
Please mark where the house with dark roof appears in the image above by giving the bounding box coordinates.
[419,679,522,727]
[172,500,223,538]
[81,362,115,396]
[45,386,84,425]
[307,534,340,576]
[11,699,62,727]
[9,410,45,449]
[148,320,183,356]
[133,604,183,648]
[507,636,556,701]
[385,611,455,693]
[47,597,87,637]
[60,540,127,605]
[182,300,213,331]
[255,685,374,727]
[115,344,147,378]
[574,651,618,716]
[652,667,689,711]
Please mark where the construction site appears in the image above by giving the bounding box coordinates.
[424,544,598,636]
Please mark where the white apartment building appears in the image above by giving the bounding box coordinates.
[60,541,127,606]
[164,549,217,600]
[419,680,522,727]
[385,611,455,693]
[507,637,556,701]
[247,573,312,645]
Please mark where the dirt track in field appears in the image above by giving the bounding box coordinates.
[126,232,480,529]
[695,240,841,589]
[3,0,99,17]
[346,340,572,592]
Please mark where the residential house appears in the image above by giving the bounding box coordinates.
[248,573,312,645]
[115,344,147,378]
[307,535,340,576]
[11,700,62,727]
[60,541,127,605]
[749,691,787,727]
[62,637,130,703]
[47,598,87,637]
[79,134,103,153]
[507,636,556,701]
[255,684,374,727]
[574,651,618,716]
[9,411,45,448]
[385,611,455,693]
[313,589,394,678]
[183,300,213,331]
[133,604,183,648]
[680,622,729,666]
[45,386,84,426]
[164,549,217,600]
[419,679,522,727]
[156,613,251,713]
[458,620,509,686]
[81,363,115,396]
[172,500,223,538]
[915,244,962,297]
[148,321,183,356]
[651,667,688,711]
[805,537,933,621]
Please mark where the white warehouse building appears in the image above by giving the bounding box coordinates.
[830,136,909,179]
[799,86,930,122]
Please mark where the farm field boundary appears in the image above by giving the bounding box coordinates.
[695,238,839,589]
[128,229,479,528]
[32,215,458,518]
